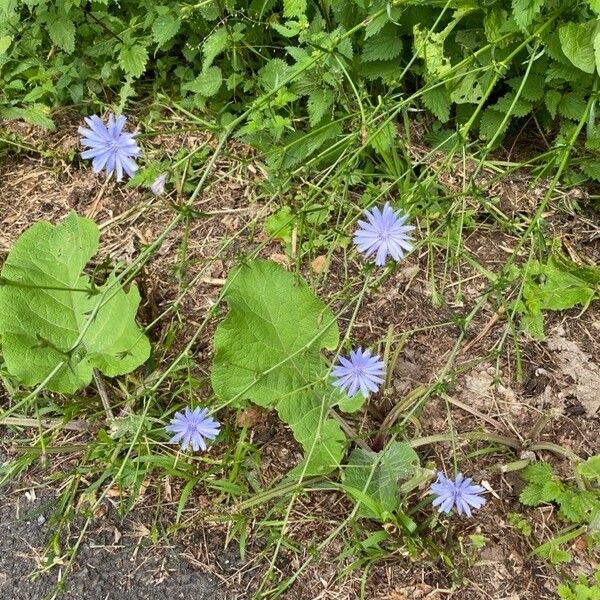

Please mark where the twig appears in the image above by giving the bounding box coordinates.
[85,174,112,218]
[93,368,114,420]
[0,415,92,432]
[441,392,505,431]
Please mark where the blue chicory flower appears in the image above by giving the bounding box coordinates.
[332,347,385,397]
[429,471,487,517]
[165,406,221,452]
[78,113,141,182]
[353,202,415,266]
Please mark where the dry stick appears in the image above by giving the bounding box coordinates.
[441,392,505,431]
[93,368,114,421]
[0,416,92,432]
[85,173,112,218]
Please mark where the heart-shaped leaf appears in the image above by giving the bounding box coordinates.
[0,212,150,393]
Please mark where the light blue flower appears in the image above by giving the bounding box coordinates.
[165,406,220,452]
[332,347,385,397]
[353,202,415,266]
[429,472,486,517]
[78,113,141,181]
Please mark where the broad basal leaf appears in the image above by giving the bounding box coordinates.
[559,21,597,74]
[0,213,151,393]
[211,260,345,475]
[344,441,419,519]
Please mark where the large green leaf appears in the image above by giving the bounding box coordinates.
[344,442,419,519]
[211,260,347,475]
[0,213,150,393]
[559,21,597,74]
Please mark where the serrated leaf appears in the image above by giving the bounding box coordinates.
[258,58,291,91]
[413,24,451,78]
[119,44,148,78]
[479,108,509,141]
[1,105,55,130]
[523,462,554,484]
[0,213,151,394]
[370,121,396,158]
[559,21,597,74]
[558,91,588,121]
[307,87,334,126]
[184,66,223,97]
[344,441,419,519]
[422,86,451,122]
[202,26,229,70]
[283,0,306,18]
[519,483,545,506]
[578,455,600,483]
[580,159,600,181]
[276,120,342,169]
[450,72,484,105]
[211,260,345,475]
[545,89,562,119]
[509,74,545,101]
[518,254,599,340]
[365,11,389,40]
[494,92,533,118]
[362,24,402,63]
[512,0,544,29]
[46,10,75,53]
[152,14,181,47]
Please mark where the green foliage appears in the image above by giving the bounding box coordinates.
[343,441,419,520]
[519,458,600,564]
[0,213,150,394]
[211,259,362,476]
[513,250,600,340]
[558,568,600,599]
[2,0,599,178]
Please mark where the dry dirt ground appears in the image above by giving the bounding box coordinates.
[0,118,599,600]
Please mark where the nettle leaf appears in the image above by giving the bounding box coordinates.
[45,9,75,53]
[479,108,509,141]
[307,87,335,126]
[508,74,545,101]
[212,260,347,475]
[152,14,181,47]
[422,86,450,122]
[362,24,402,62]
[344,442,419,519]
[283,0,306,18]
[558,91,587,121]
[0,213,151,394]
[413,24,451,78]
[202,26,229,70]
[559,21,597,74]
[512,0,544,29]
[184,66,223,97]
[119,44,149,78]
[578,455,600,484]
[545,89,562,119]
[450,71,485,105]
[516,253,600,340]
